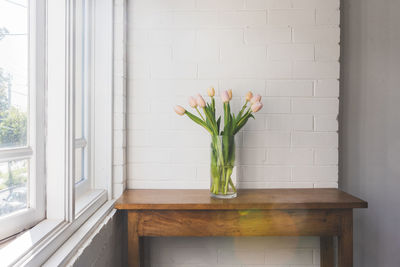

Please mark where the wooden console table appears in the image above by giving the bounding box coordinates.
[115,189,367,267]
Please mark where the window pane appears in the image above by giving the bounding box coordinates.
[0,160,28,217]
[75,0,88,140]
[0,0,28,148]
[75,148,84,183]
[75,0,89,185]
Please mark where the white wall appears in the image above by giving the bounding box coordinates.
[127,0,340,265]
[113,0,128,198]
[340,0,400,266]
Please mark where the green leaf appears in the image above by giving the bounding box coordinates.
[232,109,254,135]
[237,101,248,119]
[203,106,218,135]
[233,114,254,135]
[185,110,213,134]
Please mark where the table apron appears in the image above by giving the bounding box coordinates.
[130,209,347,237]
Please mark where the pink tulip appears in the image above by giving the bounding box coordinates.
[251,94,262,104]
[174,105,186,116]
[196,94,206,108]
[227,89,233,100]
[221,90,230,103]
[207,87,215,97]
[188,96,197,108]
[246,91,253,101]
[251,102,263,113]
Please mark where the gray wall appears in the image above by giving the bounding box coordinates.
[71,211,126,267]
[340,0,400,266]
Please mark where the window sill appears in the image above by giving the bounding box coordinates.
[75,189,107,217]
[0,219,63,266]
[0,190,110,266]
[44,200,115,266]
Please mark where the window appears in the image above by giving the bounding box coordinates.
[0,0,29,216]
[0,0,45,240]
[0,0,114,264]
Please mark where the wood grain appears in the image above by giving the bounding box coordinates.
[320,236,334,267]
[137,210,343,237]
[338,209,353,267]
[115,189,367,210]
[127,212,140,267]
[120,189,366,267]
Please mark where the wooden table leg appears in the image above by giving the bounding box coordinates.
[338,210,353,267]
[128,211,140,267]
[320,236,334,267]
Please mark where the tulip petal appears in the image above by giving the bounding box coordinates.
[251,102,263,113]
[174,105,186,115]
[250,94,262,104]
[221,90,230,103]
[196,94,206,108]
[207,87,215,97]
[189,96,197,108]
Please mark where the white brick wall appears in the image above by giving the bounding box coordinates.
[142,236,323,266]
[126,0,340,265]
[113,0,127,199]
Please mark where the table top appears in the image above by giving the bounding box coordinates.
[115,189,367,210]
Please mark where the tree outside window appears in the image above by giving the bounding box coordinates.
[0,4,29,216]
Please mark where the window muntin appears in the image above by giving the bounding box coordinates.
[0,0,30,218]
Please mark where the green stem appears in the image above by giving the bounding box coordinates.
[237,100,248,119]
[229,178,237,192]
[236,108,251,126]
[204,108,218,135]
[221,167,226,193]
[211,135,236,195]
[195,107,205,121]
[224,167,233,194]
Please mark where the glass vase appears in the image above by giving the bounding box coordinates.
[210,135,237,199]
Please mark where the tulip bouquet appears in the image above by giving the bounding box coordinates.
[174,88,263,198]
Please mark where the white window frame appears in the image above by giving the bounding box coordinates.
[0,0,114,265]
[0,0,46,241]
[46,0,114,219]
